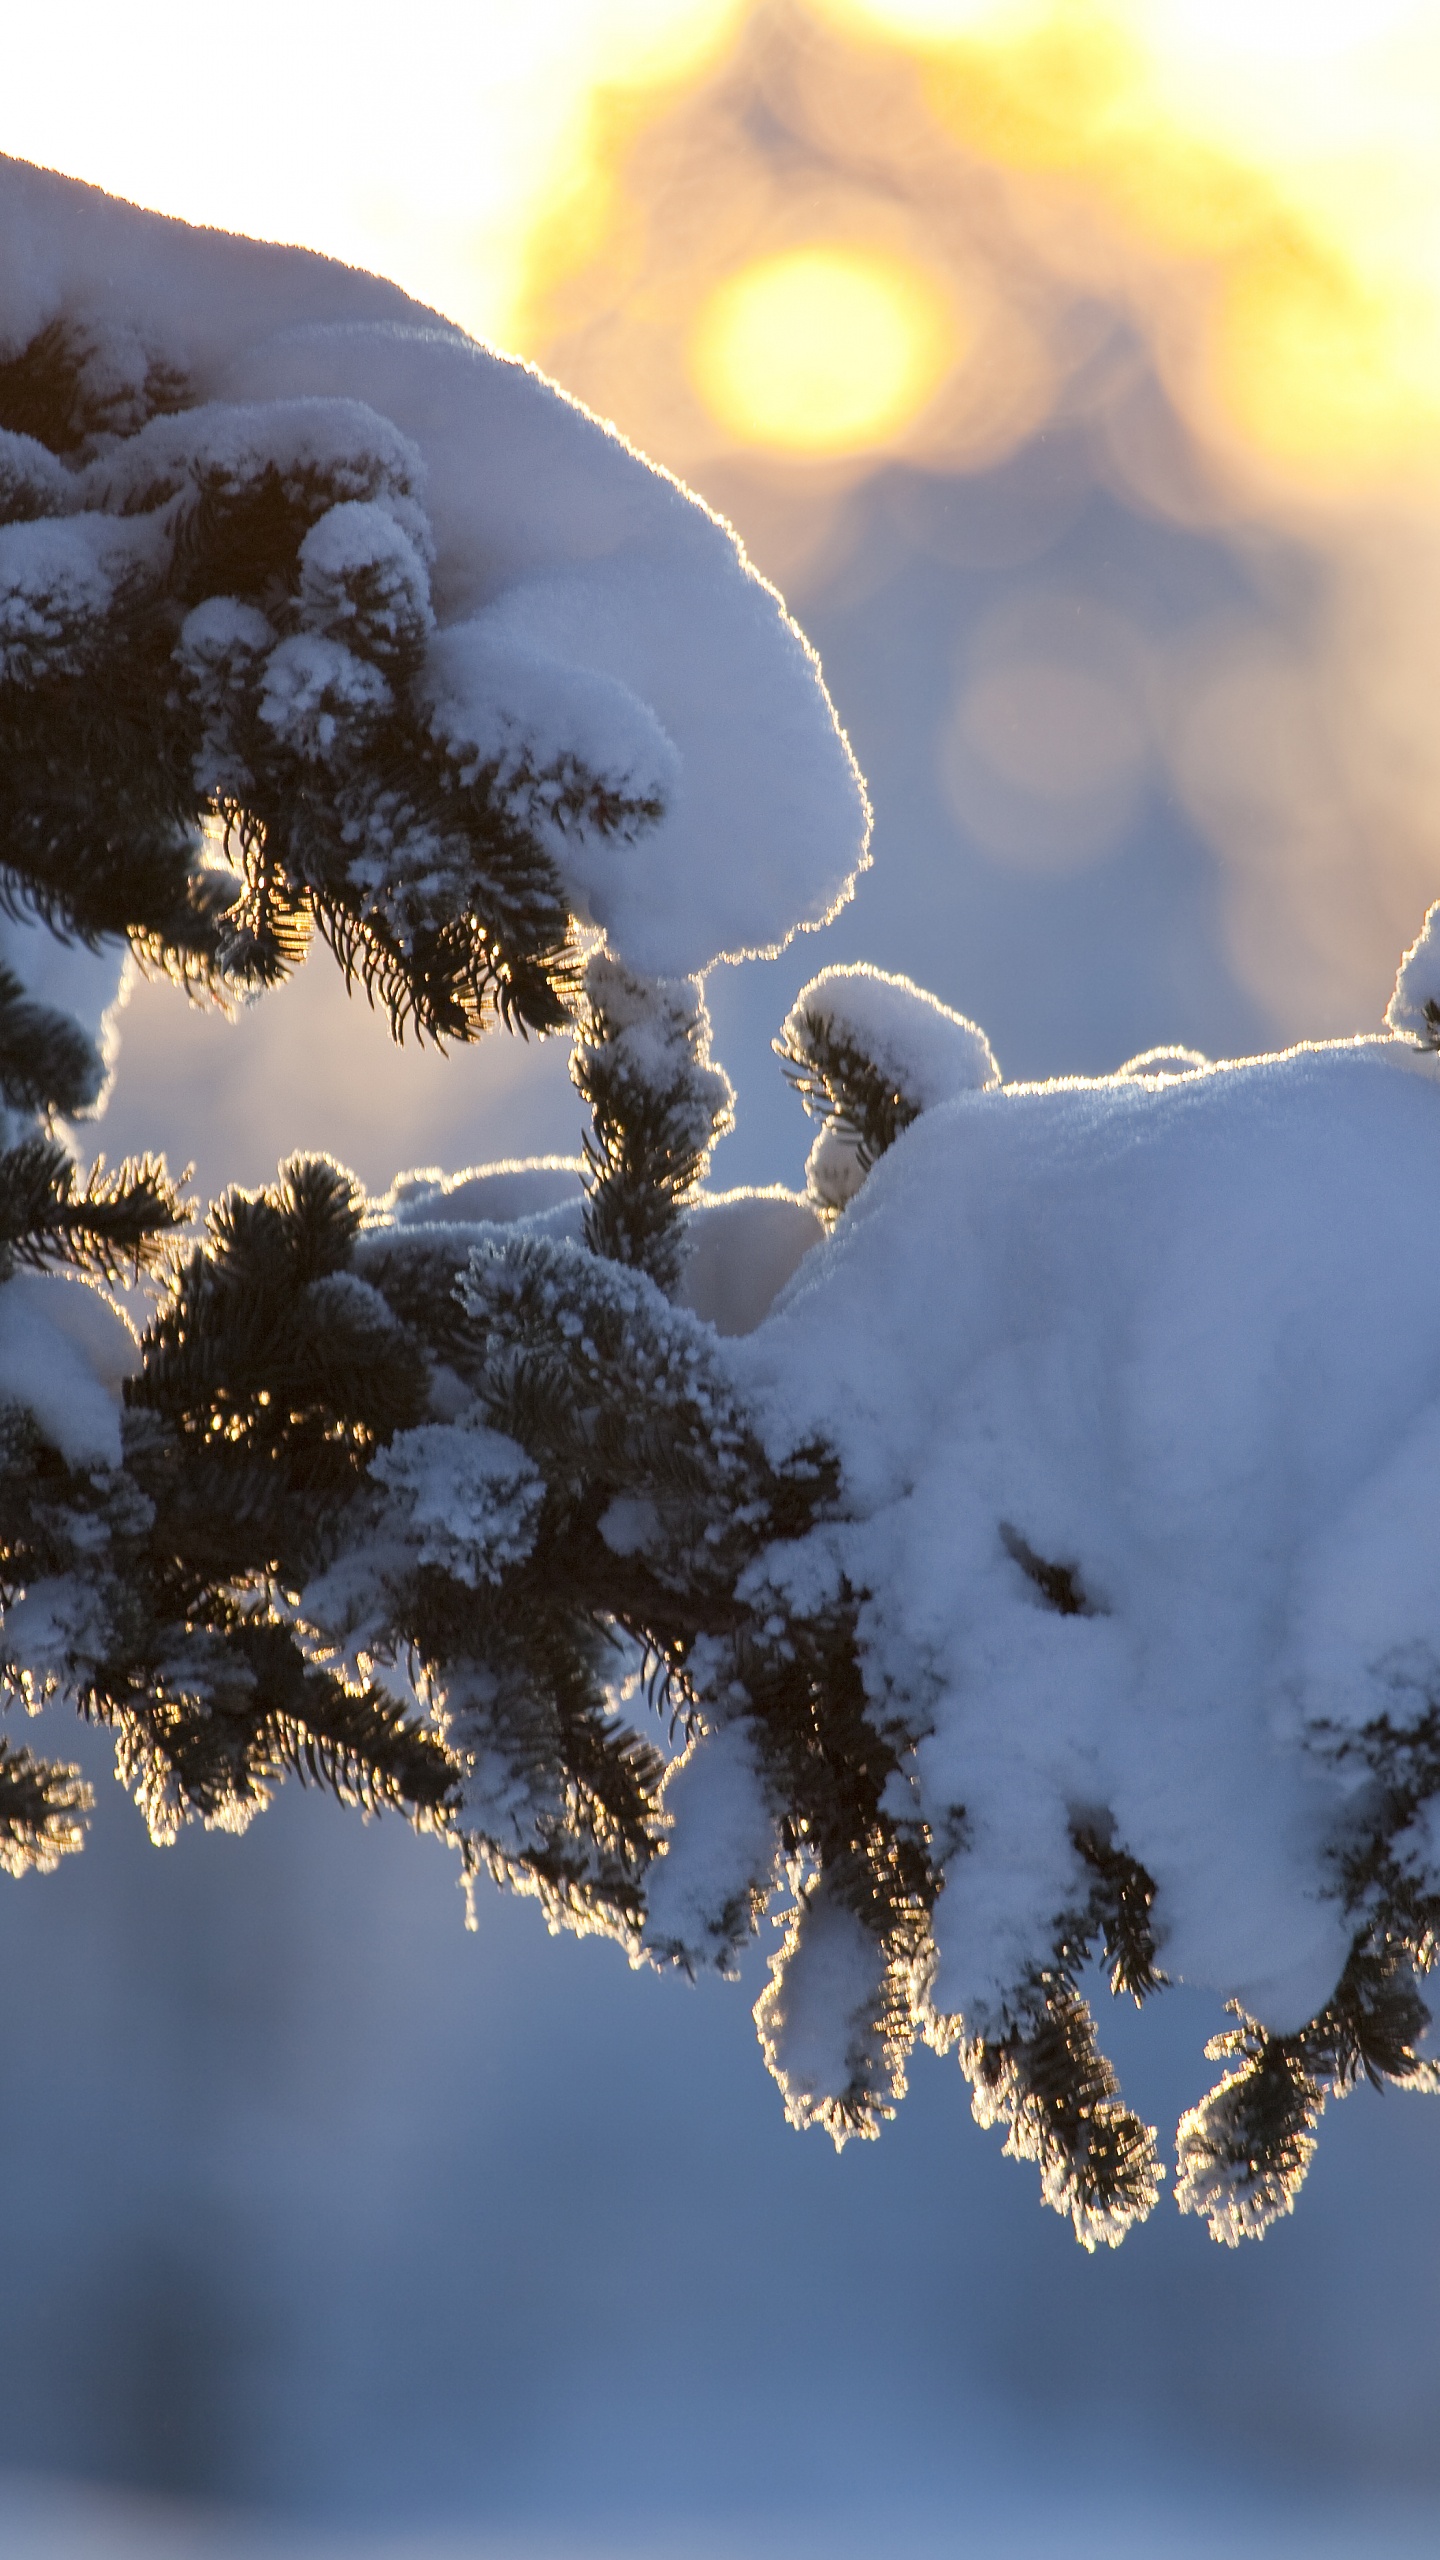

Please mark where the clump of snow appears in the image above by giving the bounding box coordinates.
[296,499,433,667]
[1387,903,1440,1044]
[176,597,276,796]
[257,631,391,762]
[0,426,73,520]
[425,616,680,898]
[803,1120,869,1222]
[674,1188,823,1336]
[371,1420,544,1589]
[0,1273,135,1467]
[781,964,1001,1113]
[779,963,1000,1223]
[734,1033,1440,2050]
[643,1717,778,1975]
[753,1878,895,2140]
[0,154,867,982]
[0,517,113,683]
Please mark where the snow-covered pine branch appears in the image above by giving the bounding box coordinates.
[104,939,1440,2257]
[4,160,1440,2259]
[0,159,864,1884]
[775,963,999,1221]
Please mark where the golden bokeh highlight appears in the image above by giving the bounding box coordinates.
[689,247,962,453]
[4,0,1438,489]
[814,0,1440,488]
[1211,241,1440,482]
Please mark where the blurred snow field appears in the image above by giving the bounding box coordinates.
[3,2469,1440,2560]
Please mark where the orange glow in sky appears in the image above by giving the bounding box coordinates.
[0,0,741,348]
[818,0,1440,484]
[4,0,1440,488]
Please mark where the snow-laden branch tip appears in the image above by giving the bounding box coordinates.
[0,153,869,985]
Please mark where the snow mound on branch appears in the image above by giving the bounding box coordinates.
[374,1158,822,1338]
[784,964,1001,1109]
[781,963,1000,1220]
[424,616,680,877]
[379,1157,585,1233]
[0,517,114,682]
[675,1189,822,1336]
[734,1033,1440,2039]
[0,154,868,979]
[371,1421,544,1590]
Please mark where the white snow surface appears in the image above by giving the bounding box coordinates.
[0,155,867,979]
[732,1033,1440,2037]
[675,1189,823,1336]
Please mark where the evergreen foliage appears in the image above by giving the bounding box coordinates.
[0,1731,89,1876]
[0,1138,186,1283]
[0,960,105,1117]
[777,1002,922,1185]
[571,954,733,1288]
[1,298,1438,2258]
[775,965,998,1222]
[0,315,600,1034]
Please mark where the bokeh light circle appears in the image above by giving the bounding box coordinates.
[690,245,962,455]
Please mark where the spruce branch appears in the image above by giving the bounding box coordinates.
[131,1157,430,1563]
[573,955,733,1290]
[1177,1934,1437,2245]
[965,1976,1165,2251]
[0,1136,189,1281]
[0,317,608,1044]
[1067,1817,1165,2002]
[774,969,997,1223]
[775,1007,923,1173]
[0,962,104,1118]
[97,1612,459,1845]
[0,1733,90,1875]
